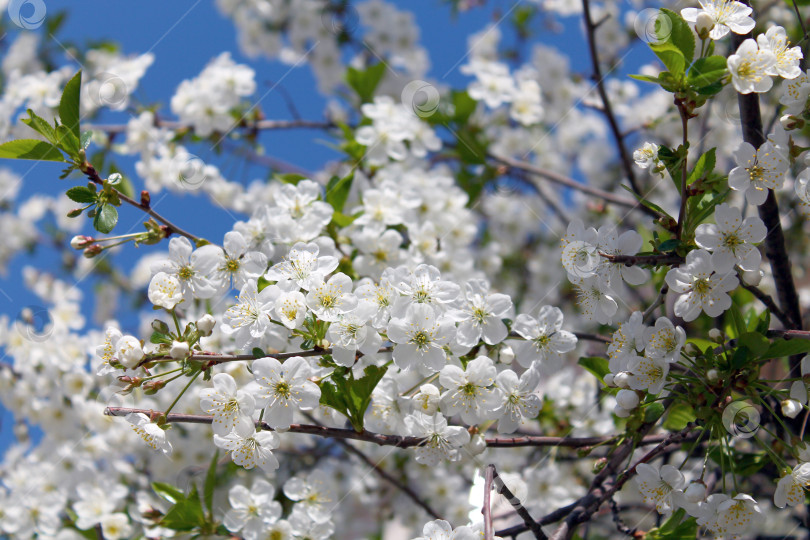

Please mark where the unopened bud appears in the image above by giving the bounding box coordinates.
[695,12,715,39]
[616,389,640,410]
[83,244,103,258]
[708,328,723,341]
[465,434,487,456]
[70,235,94,249]
[707,368,719,383]
[781,114,805,131]
[614,371,630,388]
[143,380,167,395]
[782,399,802,419]
[499,345,514,364]
[197,314,216,336]
[742,269,763,286]
[140,190,151,208]
[170,340,190,359]
[603,373,615,387]
[613,404,632,418]
[67,208,83,218]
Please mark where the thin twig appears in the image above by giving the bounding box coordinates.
[739,280,790,327]
[483,465,495,540]
[490,465,547,539]
[490,153,654,216]
[599,252,684,267]
[581,0,642,196]
[84,118,334,135]
[642,284,669,322]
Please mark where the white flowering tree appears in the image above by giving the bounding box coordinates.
[4,0,810,538]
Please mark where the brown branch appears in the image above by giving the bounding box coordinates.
[103,407,694,450]
[739,281,790,327]
[598,252,684,267]
[142,346,395,368]
[581,0,642,196]
[81,163,201,244]
[490,465,547,540]
[490,153,655,216]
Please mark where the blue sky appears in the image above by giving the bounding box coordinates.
[0,0,599,452]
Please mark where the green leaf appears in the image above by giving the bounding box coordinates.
[251,347,266,358]
[629,73,662,84]
[763,338,810,359]
[0,139,65,162]
[274,172,309,185]
[724,302,746,340]
[160,484,206,531]
[688,56,727,89]
[59,71,82,141]
[644,402,665,423]
[319,365,387,432]
[93,203,118,234]
[347,63,386,103]
[152,482,185,505]
[452,90,477,122]
[578,356,609,383]
[203,450,218,519]
[325,172,354,213]
[65,186,97,203]
[663,402,696,430]
[646,508,698,540]
[332,211,359,228]
[686,148,716,185]
[21,109,57,144]
[739,332,770,357]
[648,9,694,76]
[56,124,81,157]
[620,184,672,221]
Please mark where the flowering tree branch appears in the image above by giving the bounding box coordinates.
[84,118,334,135]
[488,464,547,540]
[598,252,685,267]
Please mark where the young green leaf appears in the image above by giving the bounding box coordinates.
[688,56,728,89]
[21,109,58,144]
[325,172,354,213]
[59,71,82,141]
[93,203,118,234]
[56,124,81,157]
[346,63,386,103]
[65,186,98,204]
[0,139,65,162]
[203,450,218,519]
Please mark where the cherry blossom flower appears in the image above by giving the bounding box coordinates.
[511,305,577,368]
[265,241,338,290]
[150,236,217,300]
[388,263,461,317]
[695,203,766,272]
[251,356,321,429]
[221,280,280,348]
[494,367,542,433]
[728,141,788,205]
[727,39,777,94]
[697,493,761,537]
[125,412,172,455]
[115,335,144,369]
[404,412,470,466]
[633,142,661,169]
[665,249,739,322]
[195,231,268,293]
[305,272,358,322]
[757,25,803,79]
[214,429,280,472]
[387,303,456,373]
[200,373,256,437]
[635,463,685,513]
[147,271,184,309]
[223,480,282,537]
[439,356,502,424]
[643,317,686,363]
[326,302,383,366]
[452,278,514,348]
[283,470,337,524]
[681,0,755,40]
[774,463,810,508]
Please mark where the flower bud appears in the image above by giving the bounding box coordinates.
[143,379,167,395]
[613,404,631,418]
[782,399,802,419]
[70,235,94,249]
[708,328,722,341]
[614,371,630,388]
[66,208,84,218]
[781,114,805,131]
[170,340,190,359]
[197,314,216,336]
[684,481,706,503]
[83,244,103,258]
[742,269,763,287]
[616,389,640,410]
[707,369,719,383]
[116,335,144,369]
[603,373,615,387]
[695,12,714,39]
[499,345,514,364]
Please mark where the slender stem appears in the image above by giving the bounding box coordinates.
[163,370,200,416]
[490,465,547,539]
[581,0,642,196]
[675,98,690,240]
[85,118,334,135]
